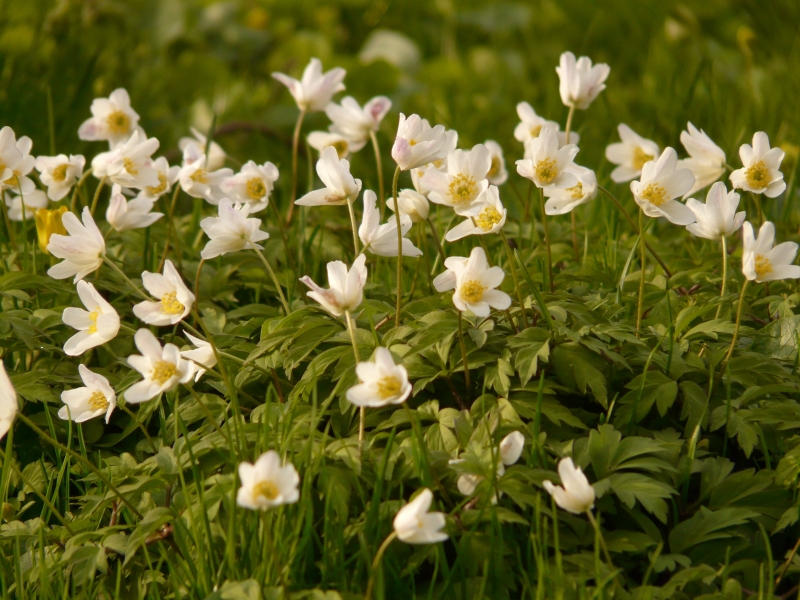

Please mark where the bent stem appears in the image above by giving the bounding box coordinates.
[715,236,728,320]
[286,108,306,225]
[249,243,291,315]
[427,217,447,265]
[69,167,93,212]
[722,279,750,369]
[456,310,471,401]
[636,209,646,336]
[344,310,365,451]
[365,530,398,600]
[500,229,529,328]
[539,188,554,293]
[346,197,361,257]
[370,130,385,220]
[392,166,403,327]
[89,176,107,216]
[103,256,150,300]
[564,103,576,144]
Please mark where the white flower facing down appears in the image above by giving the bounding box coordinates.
[106,185,164,232]
[410,158,447,198]
[0,361,17,440]
[307,131,354,158]
[179,128,227,171]
[106,131,161,189]
[62,280,120,356]
[516,125,579,190]
[678,122,726,198]
[484,140,509,185]
[605,124,660,183]
[78,88,141,145]
[433,247,511,317]
[359,190,422,257]
[47,207,106,282]
[179,142,234,204]
[296,146,361,207]
[543,165,597,216]
[514,102,578,152]
[4,190,48,221]
[392,113,458,171]
[272,57,346,112]
[346,347,412,408]
[630,147,696,225]
[445,185,507,242]
[730,131,786,198]
[133,260,195,326]
[237,451,300,511]
[125,329,193,403]
[325,95,392,147]
[58,364,116,424]
[499,431,525,466]
[742,221,800,283]
[543,457,596,514]
[425,144,492,213]
[220,160,279,213]
[393,489,448,544]
[300,254,367,317]
[387,188,430,223]
[200,199,270,260]
[138,157,180,201]
[181,332,217,382]
[35,154,86,201]
[556,51,610,110]
[685,182,745,240]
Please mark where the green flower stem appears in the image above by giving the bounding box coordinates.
[722,278,750,368]
[564,103,576,144]
[346,197,361,257]
[752,192,764,225]
[158,184,183,271]
[456,310,471,400]
[1,194,18,255]
[89,176,106,216]
[364,530,398,600]
[427,217,447,265]
[539,188,554,293]
[249,243,291,315]
[370,130,385,220]
[585,510,617,586]
[102,256,150,301]
[636,209,646,336]
[392,166,403,328]
[285,108,306,225]
[269,199,296,273]
[715,235,728,320]
[117,402,158,454]
[344,310,365,451]
[69,167,93,212]
[563,104,580,261]
[500,229,529,328]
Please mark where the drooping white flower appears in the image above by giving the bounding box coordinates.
[125,329,193,403]
[742,221,800,283]
[237,451,300,510]
[387,188,430,223]
[433,247,511,317]
[35,154,86,201]
[179,141,234,204]
[605,124,660,183]
[4,190,48,221]
[181,332,217,382]
[78,88,141,145]
[484,140,508,185]
[296,146,361,206]
[730,131,786,197]
[425,144,491,213]
[543,165,597,215]
[300,254,367,317]
[445,186,507,242]
[138,157,180,201]
[543,457,596,514]
[325,95,392,147]
[410,158,447,197]
[47,207,106,282]
[272,57,346,112]
[346,347,412,408]
[359,190,422,257]
[454,461,505,498]
[678,122,726,198]
[685,182,745,240]
[106,185,164,232]
[106,131,161,189]
[307,130,354,158]
[0,361,18,440]
[630,147,696,225]
[392,113,458,171]
[220,160,279,213]
[199,199,270,260]
[58,364,116,424]
[454,431,524,498]
[179,128,227,171]
[516,125,579,190]
[133,260,194,326]
[393,489,448,544]
[91,151,114,180]
[556,51,610,110]
[62,280,120,356]
[514,103,578,152]
[499,431,525,466]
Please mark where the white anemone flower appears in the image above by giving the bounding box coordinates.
[237,451,300,510]
[181,332,217,382]
[5,190,48,221]
[125,329,193,403]
[300,254,367,317]
[359,190,422,257]
[392,113,458,171]
[0,362,17,440]
[556,51,610,110]
[220,160,279,213]
[35,154,86,201]
[393,489,448,544]
[455,462,505,498]
[445,185,506,242]
[630,147,696,225]
[514,102,578,151]
[0,130,35,195]
[78,88,141,145]
[499,431,525,466]
[296,146,361,206]
[307,130,354,158]
[543,457,596,514]
[605,124,660,183]
[58,365,116,424]
[138,157,180,201]
[62,280,120,356]
[106,185,164,232]
[685,182,745,240]
[425,144,491,213]
[410,157,447,197]
[133,260,194,326]
[199,199,270,260]
[0,127,23,187]
[272,57,346,112]
[91,151,114,179]
[179,128,227,171]
[730,131,786,198]
[543,165,597,215]
[742,221,800,283]
[516,125,579,189]
[678,123,726,198]
[106,131,160,189]
[484,140,508,185]
[346,347,412,408]
[433,247,511,317]
[325,95,392,147]
[179,142,234,204]
[47,207,106,282]
[387,188,430,223]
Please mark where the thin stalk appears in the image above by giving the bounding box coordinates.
[69,167,93,212]
[427,217,447,264]
[752,192,764,225]
[1,195,17,254]
[370,130,385,220]
[563,104,579,262]
[456,310,471,400]
[636,209,646,336]
[286,108,306,224]
[715,235,728,320]
[364,531,398,600]
[158,184,182,271]
[103,257,150,300]
[89,176,107,216]
[500,229,529,328]
[722,279,750,368]
[269,199,296,272]
[392,166,403,327]
[344,310,365,451]
[19,184,28,273]
[585,510,616,583]
[539,188,554,292]
[346,198,361,257]
[249,243,291,315]
[564,104,576,144]
[194,258,205,314]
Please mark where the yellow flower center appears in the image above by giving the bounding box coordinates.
[106,110,131,135]
[745,160,769,189]
[639,183,667,206]
[253,480,280,501]
[459,280,485,303]
[122,157,138,175]
[755,254,772,279]
[88,390,109,411]
[448,174,478,204]
[151,361,177,385]
[190,168,208,184]
[88,311,99,334]
[534,158,558,184]
[146,173,168,196]
[51,163,69,183]
[409,139,417,146]
[475,206,502,231]
[632,147,654,170]
[332,140,349,158]
[376,375,402,399]
[566,182,584,199]
[246,177,266,200]
[487,156,501,179]
[160,291,186,316]
[4,171,21,186]
[529,125,542,138]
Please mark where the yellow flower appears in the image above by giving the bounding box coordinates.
[34,206,69,254]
